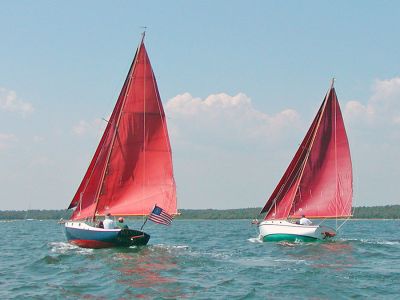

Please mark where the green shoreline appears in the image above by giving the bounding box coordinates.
[1,205,399,220]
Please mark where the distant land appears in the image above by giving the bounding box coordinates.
[0,205,399,220]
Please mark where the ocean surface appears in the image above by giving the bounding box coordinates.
[1,219,399,299]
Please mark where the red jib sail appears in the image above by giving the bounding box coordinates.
[68,37,177,220]
[260,85,352,219]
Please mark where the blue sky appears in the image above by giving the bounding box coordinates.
[1,1,400,210]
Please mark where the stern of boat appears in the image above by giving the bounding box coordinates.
[116,229,150,247]
[316,225,337,240]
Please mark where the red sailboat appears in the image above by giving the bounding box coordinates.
[65,33,177,248]
[258,81,352,242]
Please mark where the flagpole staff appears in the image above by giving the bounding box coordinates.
[140,216,149,230]
[141,204,156,230]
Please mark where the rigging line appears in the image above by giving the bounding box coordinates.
[263,141,310,218]
[79,192,82,215]
[334,84,338,229]
[336,216,351,231]
[262,118,318,217]
[317,218,328,226]
[143,38,147,218]
[262,90,330,217]
[151,67,177,213]
[264,145,309,218]
[91,39,141,221]
[70,73,126,214]
[70,118,111,210]
[285,87,331,218]
[71,55,134,212]
[264,90,331,219]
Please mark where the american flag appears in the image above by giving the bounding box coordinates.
[148,205,173,226]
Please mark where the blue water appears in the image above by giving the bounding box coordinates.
[0,219,399,299]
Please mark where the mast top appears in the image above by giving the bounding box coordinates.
[140,27,147,42]
[331,77,335,89]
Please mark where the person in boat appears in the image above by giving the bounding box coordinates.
[103,213,115,229]
[97,220,104,228]
[116,217,129,229]
[299,214,312,225]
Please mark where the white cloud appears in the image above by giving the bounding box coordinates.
[372,77,400,125]
[371,77,400,104]
[0,87,34,116]
[344,77,400,125]
[344,100,375,122]
[166,92,253,119]
[33,136,45,143]
[393,116,400,124]
[166,92,301,143]
[72,118,105,137]
[0,133,17,150]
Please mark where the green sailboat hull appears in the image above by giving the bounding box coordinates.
[263,234,319,242]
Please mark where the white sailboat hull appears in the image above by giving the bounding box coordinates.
[258,220,336,242]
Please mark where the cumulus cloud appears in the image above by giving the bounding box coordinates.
[166,92,301,143]
[371,77,400,124]
[167,93,252,116]
[344,100,374,122]
[343,77,400,125]
[0,87,34,116]
[72,118,105,137]
[371,77,400,104]
[0,133,17,150]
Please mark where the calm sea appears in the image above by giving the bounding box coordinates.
[0,219,399,299]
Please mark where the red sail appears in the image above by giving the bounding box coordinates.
[261,86,352,219]
[68,39,177,220]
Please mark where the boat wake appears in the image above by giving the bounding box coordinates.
[151,244,190,253]
[49,242,93,255]
[277,241,299,247]
[341,238,400,246]
[247,237,263,243]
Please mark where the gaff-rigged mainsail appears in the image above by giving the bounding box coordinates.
[260,85,352,220]
[68,36,177,220]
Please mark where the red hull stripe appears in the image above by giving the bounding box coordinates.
[70,239,115,249]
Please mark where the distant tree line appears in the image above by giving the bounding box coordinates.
[0,209,72,220]
[177,208,264,220]
[0,205,399,220]
[176,206,400,220]
[352,205,400,219]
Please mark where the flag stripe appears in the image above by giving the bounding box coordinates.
[148,205,173,226]
[149,215,172,225]
[150,214,171,222]
[149,218,171,225]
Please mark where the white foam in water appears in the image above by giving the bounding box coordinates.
[150,244,190,255]
[277,241,298,247]
[49,242,93,255]
[247,237,263,243]
[363,239,400,245]
[274,259,306,263]
[342,238,400,245]
[153,244,189,250]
